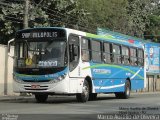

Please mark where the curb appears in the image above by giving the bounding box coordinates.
[0,96,34,101]
[0,92,160,101]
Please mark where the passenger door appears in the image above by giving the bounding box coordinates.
[68,34,80,77]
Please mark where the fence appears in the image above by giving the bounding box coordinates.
[142,75,160,92]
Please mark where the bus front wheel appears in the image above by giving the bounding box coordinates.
[115,80,131,99]
[35,94,48,103]
[76,80,89,102]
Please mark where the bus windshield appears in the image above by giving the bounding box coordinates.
[14,41,66,68]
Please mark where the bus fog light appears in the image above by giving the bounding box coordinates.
[57,76,63,81]
[57,74,66,81]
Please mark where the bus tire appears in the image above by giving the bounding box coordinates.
[89,93,97,101]
[35,94,48,103]
[76,80,89,102]
[115,80,131,99]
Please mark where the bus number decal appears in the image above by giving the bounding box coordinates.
[93,69,111,74]
[38,61,58,67]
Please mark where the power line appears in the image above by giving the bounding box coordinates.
[39,5,97,32]
[0,2,12,7]
[5,16,23,23]
[0,0,98,33]
[31,1,94,27]
[5,19,22,24]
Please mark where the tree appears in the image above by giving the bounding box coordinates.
[0,0,49,44]
[77,0,129,33]
[77,0,156,39]
[0,0,159,44]
[145,0,160,42]
[125,0,152,37]
[0,0,85,44]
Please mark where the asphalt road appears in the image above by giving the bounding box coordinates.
[0,92,160,120]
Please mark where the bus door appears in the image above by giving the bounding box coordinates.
[68,34,80,77]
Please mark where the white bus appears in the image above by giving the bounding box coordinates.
[9,27,145,102]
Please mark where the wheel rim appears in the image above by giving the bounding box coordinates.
[82,84,89,98]
[126,84,130,96]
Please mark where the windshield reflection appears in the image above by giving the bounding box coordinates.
[15,41,66,68]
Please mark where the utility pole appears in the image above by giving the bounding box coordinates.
[21,0,29,96]
[23,0,29,28]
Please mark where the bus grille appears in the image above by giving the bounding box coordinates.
[24,85,48,91]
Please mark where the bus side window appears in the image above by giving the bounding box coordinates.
[81,38,90,61]
[121,46,129,65]
[112,44,121,64]
[138,49,144,66]
[130,48,137,66]
[103,42,111,63]
[91,40,101,63]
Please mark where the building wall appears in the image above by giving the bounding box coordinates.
[7,46,14,95]
[0,45,6,95]
[140,75,160,92]
[156,77,160,91]
[0,44,14,95]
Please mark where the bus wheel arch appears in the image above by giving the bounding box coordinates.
[85,76,97,101]
[115,78,131,99]
[76,78,90,102]
[76,76,94,102]
[126,78,131,90]
[85,76,92,93]
[125,78,131,98]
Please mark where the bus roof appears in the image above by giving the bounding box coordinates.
[16,27,160,48]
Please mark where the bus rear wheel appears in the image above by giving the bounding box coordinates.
[76,80,89,102]
[35,94,48,103]
[115,80,131,99]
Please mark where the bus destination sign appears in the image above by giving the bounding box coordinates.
[16,28,66,39]
[22,32,58,38]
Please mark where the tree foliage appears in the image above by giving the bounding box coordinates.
[0,0,159,44]
[0,0,84,44]
[126,0,152,37]
[145,0,160,42]
[77,0,154,37]
[77,0,129,33]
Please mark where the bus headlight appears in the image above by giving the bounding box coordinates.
[50,74,66,83]
[14,76,24,83]
[57,74,66,81]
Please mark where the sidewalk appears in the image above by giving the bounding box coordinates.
[0,91,160,101]
[0,95,34,101]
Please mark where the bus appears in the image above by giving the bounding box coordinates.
[9,27,145,103]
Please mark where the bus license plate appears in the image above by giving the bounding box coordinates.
[31,85,40,89]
